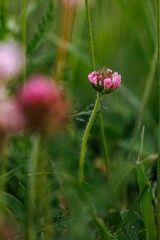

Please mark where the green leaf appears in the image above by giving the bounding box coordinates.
[115,212,147,240]
[121,211,146,240]
[94,217,113,240]
[0,191,25,220]
[136,163,157,239]
[0,162,27,187]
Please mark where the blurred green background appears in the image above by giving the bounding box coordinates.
[7,0,157,203]
[2,0,158,238]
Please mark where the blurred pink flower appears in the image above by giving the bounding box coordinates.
[0,100,26,132]
[88,67,121,94]
[18,75,70,134]
[0,42,23,82]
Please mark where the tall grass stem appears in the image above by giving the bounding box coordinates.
[127,49,157,162]
[157,0,160,238]
[84,0,95,70]
[99,113,110,179]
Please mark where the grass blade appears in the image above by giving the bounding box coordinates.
[94,217,113,240]
[0,162,27,187]
[136,162,157,239]
[136,127,157,239]
[115,184,149,235]
[0,191,25,220]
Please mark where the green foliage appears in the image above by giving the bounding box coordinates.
[117,211,146,240]
[94,217,113,240]
[115,185,149,237]
[136,163,157,239]
[0,191,25,220]
[27,0,55,57]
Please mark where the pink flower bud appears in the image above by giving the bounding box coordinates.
[0,100,26,132]
[104,78,112,89]
[88,72,98,85]
[18,75,69,134]
[88,67,121,94]
[111,72,121,90]
[0,42,23,82]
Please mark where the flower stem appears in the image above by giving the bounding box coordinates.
[78,93,102,186]
[84,0,95,70]
[28,134,41,240]
[157,0,160,238]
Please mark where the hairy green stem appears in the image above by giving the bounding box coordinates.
[78,93,102,185]
[21,0,27,82]
[28,134,41,240]
[84,0,110,180]
[84,0,95,70]
[157,0,160,238]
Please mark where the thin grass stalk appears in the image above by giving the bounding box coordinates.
[127,49,157,161]
[94,217,112,240]
[134,50,157,136]
[84,0,95,70]
[99,113,110,179]
[68,10,86,91]
[21,0,27,82]
[157,0,160,238]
